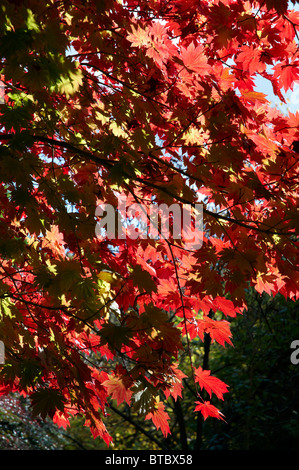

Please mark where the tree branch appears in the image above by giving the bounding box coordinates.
[109,403,169,450]
[0,132,293,237]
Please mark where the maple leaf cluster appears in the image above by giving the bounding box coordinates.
[0,0,298,444]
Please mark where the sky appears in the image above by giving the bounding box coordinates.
[254,1,299,116]
[255,74,299,115]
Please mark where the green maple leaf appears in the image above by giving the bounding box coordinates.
[100,323,132,352]
[54,65,83,98]
[19,359,43,388]
[140,304,169,328]
[131,265,157,294]
[74,278,96,301]
[131,379,156,415]
[56,260,82,292]
[1,104,32,131]
[0,28,33,57]
[31,388,65,420]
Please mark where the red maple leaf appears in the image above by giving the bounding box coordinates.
[213,296,238,317]
[164,363,188,401]
[1,0,299,448]
[53,410,70,430]
[84,416,113,446]
[179,42,208,74]
[194,401,225,421]
[145,398,171,437]
[194,366,229,400]
[273,60,299,92]
[195,317,233,347]
[237,46,265,75]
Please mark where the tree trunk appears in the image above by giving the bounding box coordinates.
[173,397,189,451]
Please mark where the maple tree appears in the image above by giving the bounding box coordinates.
[0,0,298,446]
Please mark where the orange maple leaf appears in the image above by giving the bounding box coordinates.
[102,375,133,406]
[42,225,66,256]
[180,42,208,74]
[145,398,170,437]
[127,24,150,48]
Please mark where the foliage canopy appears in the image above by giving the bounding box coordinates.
[0,0,298,445]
